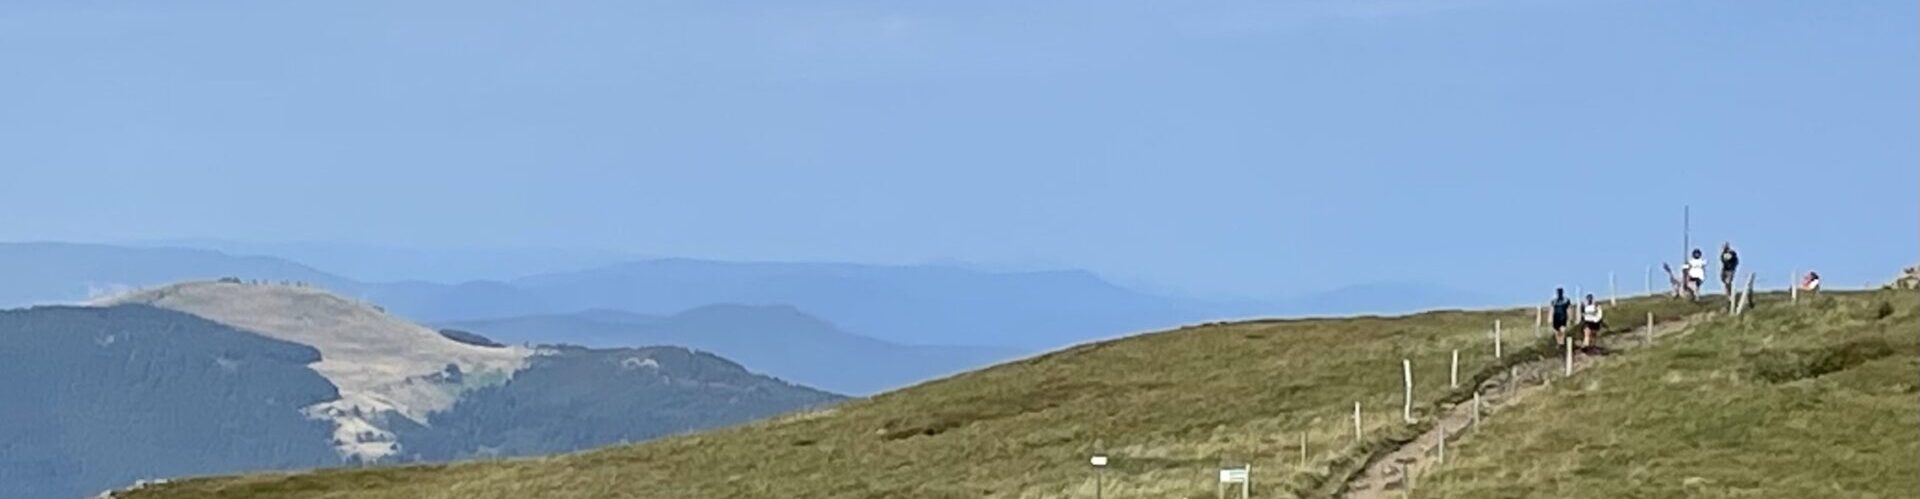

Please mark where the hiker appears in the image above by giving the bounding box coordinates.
[1580,293,1604,349]
[1684,249,1707,299]
[1550,288,1573,347]
[1719,243,1740,297]
[1802,271,1822,293]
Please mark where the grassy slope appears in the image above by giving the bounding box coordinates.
[127,297,1717,499]
[1418,289,1919,498]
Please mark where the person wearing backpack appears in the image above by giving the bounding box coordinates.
[1685,249,1708,300]
[1719,243,1741,298]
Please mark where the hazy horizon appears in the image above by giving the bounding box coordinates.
[4,0,1913,302]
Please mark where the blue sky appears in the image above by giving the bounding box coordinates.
[1,0,1913,301]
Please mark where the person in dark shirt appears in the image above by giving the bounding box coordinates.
[1550,288,1573,347]
[1720,242,1740,298]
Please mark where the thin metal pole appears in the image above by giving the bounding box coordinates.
[1095,466,1103,499]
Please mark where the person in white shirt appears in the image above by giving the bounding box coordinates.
[1685,249,1707,300]
[1580,293,1604,349]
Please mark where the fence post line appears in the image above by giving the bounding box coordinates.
[1450,349,1460,389]
[1402,359,1415,424]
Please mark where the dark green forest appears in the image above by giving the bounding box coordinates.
[0,305,340,499]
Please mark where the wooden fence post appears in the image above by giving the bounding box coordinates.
[1645,311,1654,344]
[1353,402,1362,444]
[1437,425,1447,464]
[1472,391,1482,427]
[1741,272,1757,313]
[1564,340,1574,377]
[1299,432,1308,468]
[1450,350,1459,389]
[1493,321,1503,359]
[1610,271,1617,305]
[1244,464,1252,499]
[1533,306,1542,340]
[1402,359,1415,424]
[1729,281,1739,314]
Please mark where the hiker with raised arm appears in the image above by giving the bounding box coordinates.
[1580,293,1604,350]
[1550,288,1573,347]
[1684,249,1707,300]
[1719,242,1740,298]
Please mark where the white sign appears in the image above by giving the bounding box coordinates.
[1218,468,1249,483]
[1089,455,1108,467]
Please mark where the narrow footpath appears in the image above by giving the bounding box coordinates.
[1340,314,1707,499]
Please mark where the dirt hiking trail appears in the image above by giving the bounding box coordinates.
[1340,313,1708,499]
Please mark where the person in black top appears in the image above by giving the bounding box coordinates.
[1550,288,1573,347]
[1719,242,1740,298]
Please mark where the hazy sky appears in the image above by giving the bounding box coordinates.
[2,1,1913,300]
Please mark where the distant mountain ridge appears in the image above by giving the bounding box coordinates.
[97,281,538,461]
[441,305,1020,395]
[1,282,840,498]
[0,241,1493,351]
[0,242,1245,350]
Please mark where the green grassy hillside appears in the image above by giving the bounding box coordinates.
[124,295,1732,499]
[1418,289,1919,498]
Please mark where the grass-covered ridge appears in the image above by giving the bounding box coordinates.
[125,296,1722,498]
[1418,289,1919,498]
